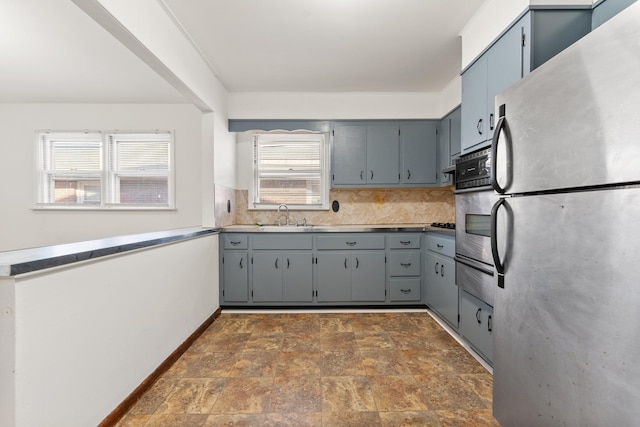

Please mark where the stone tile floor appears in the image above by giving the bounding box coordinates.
[116,311,499,426]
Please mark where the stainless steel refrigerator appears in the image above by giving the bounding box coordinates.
[490,3,640,425]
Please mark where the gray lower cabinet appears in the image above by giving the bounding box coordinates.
[426,252,457,327]
[222,251,249,302]
[253,252,313,302]
[426,233,458,328]
[459,289,493,363]
[316,252,386,302]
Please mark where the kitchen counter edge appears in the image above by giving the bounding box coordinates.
[0,227,219,277]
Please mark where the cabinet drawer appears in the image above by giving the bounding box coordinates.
[389,251,421,276]
[427,233,454,257]
[316,235,385,250]
[390,278,421,301]
[223,234,248,250]
[389,234,421,249]
[252,235,312,250]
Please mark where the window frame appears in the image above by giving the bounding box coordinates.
[35,130,175,210]
[250,132,330,211]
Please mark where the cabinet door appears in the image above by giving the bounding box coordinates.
[332,125,366,185]
[401,123,437,185]
[252,252,283,302]
[461,55,488,153]
[351,252,386,302]
[449,107,461,160]
[316,253,351,302]
[487,19,525,132]
[459,290,493,363]
[283,252,313,302]
[223,252,249,302]
[438,118,452,186]
[426,252,458,327]
[366,124,399,185]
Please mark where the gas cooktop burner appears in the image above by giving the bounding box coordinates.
[431,222,455,229]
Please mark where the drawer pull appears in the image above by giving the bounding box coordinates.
[230,241,242,246]
[436,244,444,249]
[400,240,411,245]
[346,241,357,246]
[400,289,412,294]
[400,263,412,268]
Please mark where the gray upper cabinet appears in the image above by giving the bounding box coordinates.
[401,123,437,185]
[438,107,460,186]
[332,124,367,185]
[461,8,591,154]
[332,121,437,188]
[592,0,637,29]
[366,124,400,185]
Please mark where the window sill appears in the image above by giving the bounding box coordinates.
[32,206,177,212]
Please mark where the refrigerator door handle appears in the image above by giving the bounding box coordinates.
[491,198,506,288]
[491,105,511,194]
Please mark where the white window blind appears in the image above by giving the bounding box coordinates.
[108,133,171,206]
[38,132,103,205]
[252,133,329,209]
[37,131,173,209]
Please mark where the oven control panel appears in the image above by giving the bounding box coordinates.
[455,148,492,190]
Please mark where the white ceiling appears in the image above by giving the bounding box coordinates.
[0,0,486,103]
[0,0,186,103]
[162,0,487,92]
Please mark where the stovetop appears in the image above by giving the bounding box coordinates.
[430,222,455,230]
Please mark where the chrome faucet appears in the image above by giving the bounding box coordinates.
[277,204,290,226]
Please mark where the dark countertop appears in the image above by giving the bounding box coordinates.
[222,224,456,237]
[0,227,218,277]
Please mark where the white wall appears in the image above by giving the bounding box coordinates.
[460,0,593,69]
[0,234,218,427]
[228,91,445,120]
[0,103,204,251]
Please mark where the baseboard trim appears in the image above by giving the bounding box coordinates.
[99,307,223,426]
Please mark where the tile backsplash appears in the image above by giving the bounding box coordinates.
[232,187,455,226]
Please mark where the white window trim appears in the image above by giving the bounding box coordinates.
[35,130,175,210]
[249,132,330,211]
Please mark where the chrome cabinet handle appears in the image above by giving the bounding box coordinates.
[400,289,411,294]
[477,118,483,135]
[476,308,482,324]
[488,314,493,332]
[400,263,411,268]
[400,240,411,245]
[346,241,357,246]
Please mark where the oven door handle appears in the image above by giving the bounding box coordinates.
[454,256,494,276]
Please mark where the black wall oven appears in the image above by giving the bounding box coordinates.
[454,148,496,306]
